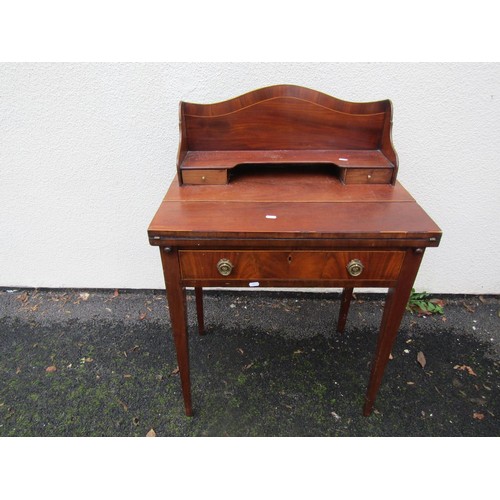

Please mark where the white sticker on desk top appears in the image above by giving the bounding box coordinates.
[249,282,260,287]
[338,157,348,161]
[265,215,277,219]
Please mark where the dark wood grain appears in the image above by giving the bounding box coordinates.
[181,169,228,185]
[337,287,354,334]
[149,200,442,243]
[179,250,404,281]
[164,172,415,204]
[182,85,389,117]
[342,168,393,184]
[177,85,398,184]
[363,249,425,416]
[181,150,394,169]
[149,85,441,417]
[184,100,385,151]
[194,287,205,335]
[180,150,395,184]
[160,248,192,416]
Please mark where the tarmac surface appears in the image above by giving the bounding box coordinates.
[0,287,499,436]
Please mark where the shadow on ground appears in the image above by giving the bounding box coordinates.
[0,288,499,436]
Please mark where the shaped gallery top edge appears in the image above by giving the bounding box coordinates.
[180,84,392,117]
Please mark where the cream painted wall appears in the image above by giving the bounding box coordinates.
[1,62,499,293]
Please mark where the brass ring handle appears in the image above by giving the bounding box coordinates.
[217,258,234,276]
[347,259,364,277]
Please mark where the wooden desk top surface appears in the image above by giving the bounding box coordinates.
[148,168,442,245]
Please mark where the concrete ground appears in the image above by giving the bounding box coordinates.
[0,287,498,436]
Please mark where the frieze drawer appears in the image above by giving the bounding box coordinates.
[179,250,405,281]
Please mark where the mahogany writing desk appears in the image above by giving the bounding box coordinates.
[148,85,442,416]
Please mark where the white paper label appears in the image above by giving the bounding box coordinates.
[249,282,260,287]
[265,215,277,219]
[338,157,348,161]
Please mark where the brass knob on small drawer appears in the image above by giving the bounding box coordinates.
[347,259,364,277]
[217,258,234,276]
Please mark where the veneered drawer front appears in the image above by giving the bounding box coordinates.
[181,169,228,185]
[343,168,393,184]
[179,250,405,281]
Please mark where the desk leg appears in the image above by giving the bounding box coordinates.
[337,287,353,334]
[194,287,205,335]
[363,249,424,416]
[160,247,193,417]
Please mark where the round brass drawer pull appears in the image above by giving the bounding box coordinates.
[217,258,234,276]
[347,259,364,277]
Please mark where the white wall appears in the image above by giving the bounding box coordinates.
[1,62,499,293]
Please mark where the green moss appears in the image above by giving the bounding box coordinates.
[312,382,327,399]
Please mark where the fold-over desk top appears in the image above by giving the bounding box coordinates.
[148,167,441,246]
